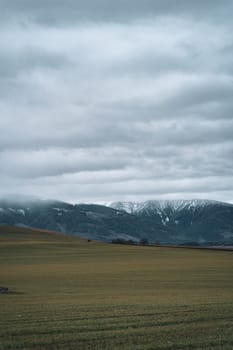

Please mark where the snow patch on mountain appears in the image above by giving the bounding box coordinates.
[17,209,26,216]
[53,208,70,213]
[109,199,222,214]
[5,208,26,216]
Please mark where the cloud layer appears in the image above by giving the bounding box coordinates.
[1,1,233,203]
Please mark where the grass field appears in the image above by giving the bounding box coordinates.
[0,226,233,350]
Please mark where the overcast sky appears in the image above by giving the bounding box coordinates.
[0,0,233,203]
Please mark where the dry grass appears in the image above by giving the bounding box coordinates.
[0,226,233,349]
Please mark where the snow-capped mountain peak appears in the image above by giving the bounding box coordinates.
[108,199,222,214]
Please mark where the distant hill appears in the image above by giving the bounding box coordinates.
[0,198,233,245]
[0,225,76,243]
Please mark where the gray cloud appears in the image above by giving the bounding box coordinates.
[0,50,68,78]
[1,0,233,24]
[0,1,233,203]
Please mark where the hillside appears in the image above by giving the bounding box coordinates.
[109,199,233,245]
[0,225,78,243]
[0,198,233,245]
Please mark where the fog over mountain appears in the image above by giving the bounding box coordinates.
[0,1,233,203]
[0,198,233,245]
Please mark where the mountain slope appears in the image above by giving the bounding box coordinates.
[0,199,143,242]
[0,198,233,245]
[109,200,233,244]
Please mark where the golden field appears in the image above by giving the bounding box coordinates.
[0,226,233,349]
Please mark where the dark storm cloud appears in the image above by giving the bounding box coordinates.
[0,1,233,203]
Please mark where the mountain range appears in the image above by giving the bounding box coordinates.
[0,198,233,245]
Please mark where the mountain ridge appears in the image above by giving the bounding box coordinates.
[108,199,230,213]
[0,198,233,245]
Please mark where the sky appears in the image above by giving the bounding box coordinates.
[0,0,233,204]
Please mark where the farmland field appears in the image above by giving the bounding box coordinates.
[0,226,233,350]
